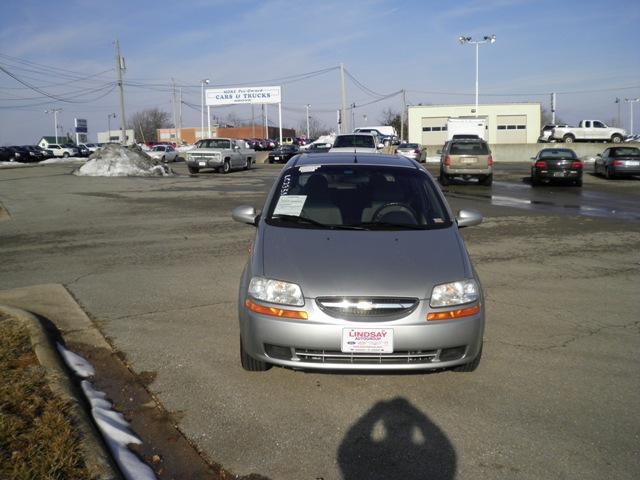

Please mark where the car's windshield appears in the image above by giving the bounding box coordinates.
[449,142,489,155]
[399,144,419,149]
[199,139,231,149]
[610,147,640,157]
[266,165,451,230]
[539,149,577,159]
[152,146,166,151]
[333,135,376,149]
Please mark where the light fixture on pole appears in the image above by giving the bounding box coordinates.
[44,108,63,144]
[624,98,639,136]
[305,104,311,139]
[107,113,116,141]
[201,79,210,141]
[458,34,496,117]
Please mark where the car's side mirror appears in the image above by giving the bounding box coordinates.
[232,205,259,226]
[456,209,483,228]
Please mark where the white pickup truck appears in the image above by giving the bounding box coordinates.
[185,138,255,174]
[551,120,626,144]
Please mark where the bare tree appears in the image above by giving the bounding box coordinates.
[541,108,565,127]
[128,108,172,143]
[378,108,402,136]
[297,116,330,138]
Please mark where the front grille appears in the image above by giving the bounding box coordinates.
[189,153,220,160]
[293,348,441,364]
[316,297,418,319]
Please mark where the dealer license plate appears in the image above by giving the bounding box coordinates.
[198,161,206,166]
[341,328,393,353]
[462,157,477,164]
[627,160,640,166]
[274,156,280,160]
[553,171,566,177]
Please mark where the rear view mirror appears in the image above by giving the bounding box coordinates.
[456,209,483,228]
[232,205,259,226]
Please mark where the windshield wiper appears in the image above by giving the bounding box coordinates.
[272,214,364,230]
[355,221,427,230]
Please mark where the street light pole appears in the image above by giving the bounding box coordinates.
[201,79,210,141]
[625,98,639,135]
[458,35,496,116]
[45,108,62,144]
[305,104,311,138]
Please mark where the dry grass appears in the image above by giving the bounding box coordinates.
[0,313,95,480]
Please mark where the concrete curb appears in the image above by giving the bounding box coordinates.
[0,305,122,480]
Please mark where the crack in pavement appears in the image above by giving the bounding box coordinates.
[112,301,234,321]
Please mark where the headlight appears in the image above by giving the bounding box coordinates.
[430,280,479,307]
[249,277,304,306]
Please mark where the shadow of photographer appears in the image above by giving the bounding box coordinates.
[338,397,456,480]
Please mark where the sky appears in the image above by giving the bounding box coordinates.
[1,0,639,145]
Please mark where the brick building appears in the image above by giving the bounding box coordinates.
[157,125,296,145]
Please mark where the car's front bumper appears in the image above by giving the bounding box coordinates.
[187,156,222,168]
[239,298,484,371]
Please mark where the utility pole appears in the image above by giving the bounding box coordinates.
[107,113,116,141]
[340,63,348,133]
[351,103,356,130]
[114,40,127,145]
[252,104,255,138]
[551,92,556,124]
[458,35,496,117]
[200,79,210,141]
[171,78,178,144]
[264,104,269,139]
[400,89,406,141]
[178,87,183,143]
[45,108,62,144]
[615,98,621,127]
[305,104,311,138]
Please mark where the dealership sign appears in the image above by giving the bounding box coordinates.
[74,118,88,133]
[205,86,281,106]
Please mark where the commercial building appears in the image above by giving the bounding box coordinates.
[156,126,296,145]
[408,103,541,145]
[96,129,136,145]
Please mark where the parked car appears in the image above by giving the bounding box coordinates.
[186,138,254,174]
[594,146,640,179]
[305,143,332,154]
[0,146,17,162]
[551,120,626,144]
[268,144,300,163]
[147,145,178,162]
[231,152,485,372]
[76,144,91,157]
[530,148,583,186]
[7,146,35,163]
[21,145,47,162]
[354,126,399,146]
[538,124,569,143]
[439,138,493,186]
[395,143,425,162]
[47,144,79,158]
[79,143,100,153]
[330,133,381,153]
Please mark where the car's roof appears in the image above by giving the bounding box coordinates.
[294,152,419,168]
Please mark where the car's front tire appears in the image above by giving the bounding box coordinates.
[63,152,70,158]
[221,159,231,174]
[563,134,575,143]
[611,134,623,144]
[452,343,482,372]
[188,165,199,174]
[240,337,271,371]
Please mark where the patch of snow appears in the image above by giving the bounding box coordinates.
[176,144,195,152]
[0,161,31,168]
[74,144,173,177]
[40,157,85,164]
[57,344,158,480]
[425,155,441,164]
[57,343,95,377]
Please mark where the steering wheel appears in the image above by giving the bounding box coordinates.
[371,202,418,223]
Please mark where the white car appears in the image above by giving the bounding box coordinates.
[47,144,79,158]
[147,145,178,162]
[329,133,382,153]
[79,143,100,152]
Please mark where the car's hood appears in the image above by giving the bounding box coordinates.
[260,225,468,299]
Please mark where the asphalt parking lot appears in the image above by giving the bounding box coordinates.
[1,161,639,480]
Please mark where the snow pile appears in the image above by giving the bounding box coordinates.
[0,161,31,168]
[74,144,173,177]
[40,157,85,165]
[57,343,158,480]
[176,144,195,152]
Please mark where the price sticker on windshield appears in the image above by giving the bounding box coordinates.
[273,195,307,216]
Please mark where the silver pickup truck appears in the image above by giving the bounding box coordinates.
[186,138,255,174]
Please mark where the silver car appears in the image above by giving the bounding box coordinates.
[232,153,485,372]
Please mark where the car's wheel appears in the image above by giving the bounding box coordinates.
[161,155,166,162]
[187,165,199,174]
[63,152,70,158]
[480,174,493,186]
[611,134,623,144]
[452,343,482,372]
[563,134,575,143]
[605,166,615,180]
[221,159,231,174]
[240,337,270,372]
[244,158,251,170]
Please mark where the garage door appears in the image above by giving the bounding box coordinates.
[421,117,448,145]
[496,115,527,144]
